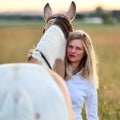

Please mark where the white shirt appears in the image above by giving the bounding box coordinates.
[65,72,99,120]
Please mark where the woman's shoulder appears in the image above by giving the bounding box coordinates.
[79,74,97,91]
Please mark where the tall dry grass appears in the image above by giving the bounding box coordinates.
[0,20,120,119]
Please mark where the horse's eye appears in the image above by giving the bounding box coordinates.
[43,29,45,34]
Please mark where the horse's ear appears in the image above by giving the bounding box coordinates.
[44,3,52,22]
[65,1,76,22]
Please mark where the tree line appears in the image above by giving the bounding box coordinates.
[0,7,119,24]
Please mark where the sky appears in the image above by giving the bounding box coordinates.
[0,0,120,13]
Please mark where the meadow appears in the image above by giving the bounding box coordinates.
[0,20,120,120]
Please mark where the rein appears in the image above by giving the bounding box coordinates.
[28,50,52,69]
[36,50,52,69]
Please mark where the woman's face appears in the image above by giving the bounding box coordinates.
[67,39,85,65]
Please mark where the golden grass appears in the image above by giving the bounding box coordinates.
[0,27,43,63]
[0,21,120,119]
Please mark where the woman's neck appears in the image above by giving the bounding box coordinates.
[70,62,80,75]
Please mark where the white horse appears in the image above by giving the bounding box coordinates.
[28,1,76,78]
[0,2,76,120]
[0,63,74,120]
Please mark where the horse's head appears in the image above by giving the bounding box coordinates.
[43,1,76,35]
[28,1,76,78]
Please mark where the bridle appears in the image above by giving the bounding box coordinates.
[37,50,52,69]
[43,14,73,39]
[46,14,68,23]
[30,15,73,70]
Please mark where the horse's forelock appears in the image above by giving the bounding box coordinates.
[54,16,73,39]
[43,14,73,37]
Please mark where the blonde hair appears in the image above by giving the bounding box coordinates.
[65,30,99,89]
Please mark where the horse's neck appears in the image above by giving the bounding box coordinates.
[36,25,66,68]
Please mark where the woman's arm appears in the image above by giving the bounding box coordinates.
[85,86,99,120]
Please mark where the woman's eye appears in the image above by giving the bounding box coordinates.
[68,45,73,49]
[76,47,81,50]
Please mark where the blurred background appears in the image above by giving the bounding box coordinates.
[0,0,120,119]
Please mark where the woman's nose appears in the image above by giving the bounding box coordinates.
[71,47,76,52]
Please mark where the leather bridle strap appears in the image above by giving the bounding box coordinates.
[46,14,68,23]
[36,50,52,69]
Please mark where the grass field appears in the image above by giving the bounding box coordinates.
[0,20,120,120]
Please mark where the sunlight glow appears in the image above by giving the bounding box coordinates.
[0,0,119,13]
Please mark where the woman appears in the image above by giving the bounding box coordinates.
[65,30,99,120]
[27,30,99,120]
